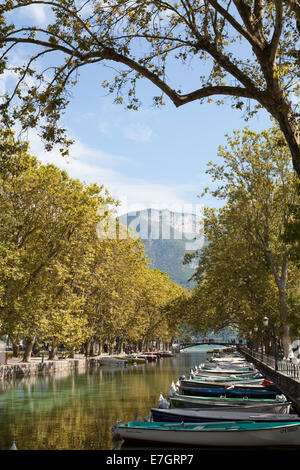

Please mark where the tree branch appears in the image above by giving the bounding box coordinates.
[269,0,283,66]
[175,85,265,106]
[206,0,262,48]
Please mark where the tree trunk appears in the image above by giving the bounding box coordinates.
[272,102,300,180]
[12,341,19,358]
[48,340,58,360]
[68,348,75,359]
[85,339,91,357]
[279,291,292,359]
[32,339,40,356]
[266,252,292,359]
[89,339,95,356]
[97,340,103,355]
[118,341,124,354]
[23,336,35,362]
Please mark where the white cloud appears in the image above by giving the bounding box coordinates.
[98,110,153,143]
[19,5,48,25]
[122,123,153,142]
[27,131,193,215]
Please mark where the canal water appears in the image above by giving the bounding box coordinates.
[0,345,221,450]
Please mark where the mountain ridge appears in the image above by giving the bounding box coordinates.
[119,208,204,286]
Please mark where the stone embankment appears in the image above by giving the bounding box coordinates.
[0,355,103,380]
[240,348,300,413]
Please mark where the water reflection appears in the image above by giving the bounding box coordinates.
[0,346,217,450]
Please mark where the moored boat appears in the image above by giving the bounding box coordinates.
[100,357,128,366]
[179,386,279,399]
[150,407,300,423]
[121,356,146,364]
[156,351,174,358]
[169,393,292,413]
[186,373,264,382]
[111,420,300,447]
[180,378,276,390]
[193,369,260,377]
[138,354,157,362]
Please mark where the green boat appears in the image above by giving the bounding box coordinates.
[188,374,263,383]
[112,420,300,447]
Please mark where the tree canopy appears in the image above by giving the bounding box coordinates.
[0,1,300,176]
[186,126,300,357]
[0,129,186,360]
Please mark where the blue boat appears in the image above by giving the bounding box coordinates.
[180,386,278,399]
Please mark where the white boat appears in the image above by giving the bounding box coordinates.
[209,357,245,363]
[150,407,300,423]
[169,393,292,413]
[206,363,252,370]
[112,420,300,447]
[194,368,259,377]
[100,356,128,366]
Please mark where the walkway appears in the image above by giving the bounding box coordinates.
[240,347,300,411]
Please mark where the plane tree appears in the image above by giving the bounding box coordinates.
[188,126,299,357]
[0,1,300,176]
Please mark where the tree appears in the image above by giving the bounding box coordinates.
[0,1,300,176]
[189,126,299,357]
[0,130,117,360]
[0,130,187,360]
[187,207,280,343]
[284,183,300,260]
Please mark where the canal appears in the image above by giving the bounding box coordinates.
[0,345,219,450]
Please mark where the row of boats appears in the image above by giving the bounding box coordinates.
[111,348,300,447]
[100,351,174,366]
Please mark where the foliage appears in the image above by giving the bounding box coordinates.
[0,1,300,177]
[0,130,185,359]
[186,126,300,356]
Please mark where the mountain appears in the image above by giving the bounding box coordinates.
[118,208,205,286]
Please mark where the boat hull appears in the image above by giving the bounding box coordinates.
[196,369,258,377]
[151,408,300,423]
[180,379,277,391]
[169,396,291,413]
[179,386,278,399]
[100,357,127,366]
[113,421,300,447]
[189,374,263,383]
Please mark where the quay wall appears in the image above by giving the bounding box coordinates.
[0,356,103,381]
[241,348,300,412]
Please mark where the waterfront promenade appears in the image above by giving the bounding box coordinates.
[0,353,113,380]
[0,351,174,380]
[240,347,300,412]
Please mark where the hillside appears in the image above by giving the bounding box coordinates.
[119,208,204,286]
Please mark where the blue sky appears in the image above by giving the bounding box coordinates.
[32,67,272,215]
[3,3,274,216]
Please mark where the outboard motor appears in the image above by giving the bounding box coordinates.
[276,395,287,402]
[158,394,170,409]
[168,381,177,398]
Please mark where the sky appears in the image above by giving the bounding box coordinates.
[3,3,275,217]
[30,69,272,216]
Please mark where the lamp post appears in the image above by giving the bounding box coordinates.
[263,316,278,371]
[253,325,258,358]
